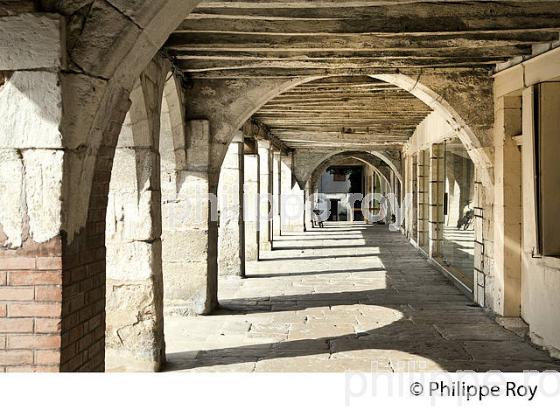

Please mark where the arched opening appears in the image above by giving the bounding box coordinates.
[307,151,399,227]
[159,72,493,372]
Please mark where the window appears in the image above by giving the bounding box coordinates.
[534,82,560,256]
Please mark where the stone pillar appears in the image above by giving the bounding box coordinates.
[364,166,375,224]
[492,95,522,316]
[218,133,245,277]
[105,63,167,372]
[272,151,282,238]
[429,143,445,258]
[164,120,218,315]
[0,71,68,371]
[304,183,314,230]
[0,14,123,372]
[281,152,305,232]
[257,140,273,251]
[244,154,260,261]
[417,150,430,249]
[403,156,412,233]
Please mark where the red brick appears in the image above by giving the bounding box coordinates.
[0,318,34,333]
[34,286,62,302]
[36,257,62,270]
[0,287,34,301]
[0,257,35,270]
[35,350,60,365]
[0,350,33,366]
[8,303,61,318]
[8,271,61,286]
[7,335,61,349]
[0,304,5,317]
[35,318,61,334]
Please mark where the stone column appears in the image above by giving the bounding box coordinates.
[257,140,273,251]
[164,120,218,315]
[492,95,522,316]
[218,133,245,277]
[105,63,167,372]
[429,143,445,258]
[304,183,314,230]
[281,152,305,232]
[244,154,260,261]
[272,151,282,238]
[364,166,374,224]
[417,150,430,249]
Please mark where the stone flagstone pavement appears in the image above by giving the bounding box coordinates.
[164,223,560,372]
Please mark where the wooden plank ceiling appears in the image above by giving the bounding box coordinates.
[164,1,560,150]
[252,75,432,149]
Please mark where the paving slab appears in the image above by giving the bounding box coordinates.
[164,223,560,372]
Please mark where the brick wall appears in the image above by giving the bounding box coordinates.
[58,95,129,372]
[0,237,63,372]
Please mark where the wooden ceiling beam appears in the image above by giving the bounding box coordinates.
[165,32,559,51]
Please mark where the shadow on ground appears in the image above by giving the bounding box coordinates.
[165,223,560,372]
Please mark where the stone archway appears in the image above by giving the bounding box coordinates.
[372,73,493,188]
[308,152,395,195]
[186,73,489,191]
[295,149,402,190]
[304,151,399,227]
[0,1,202,372]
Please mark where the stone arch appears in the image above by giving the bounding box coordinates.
[296,149,402,190]
[192,73,487,192]
[0,3,203,369]
[54,1,201,371]
[371,74,493,188]
[161,73,188,190]
[308,152,394,195]
[303,151,398,228]
[50,1,203,242]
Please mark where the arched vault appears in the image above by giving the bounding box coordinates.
[296,149,402,190]
[307,151,397,194]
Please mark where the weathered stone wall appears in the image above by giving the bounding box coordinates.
[493,47,560,358]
